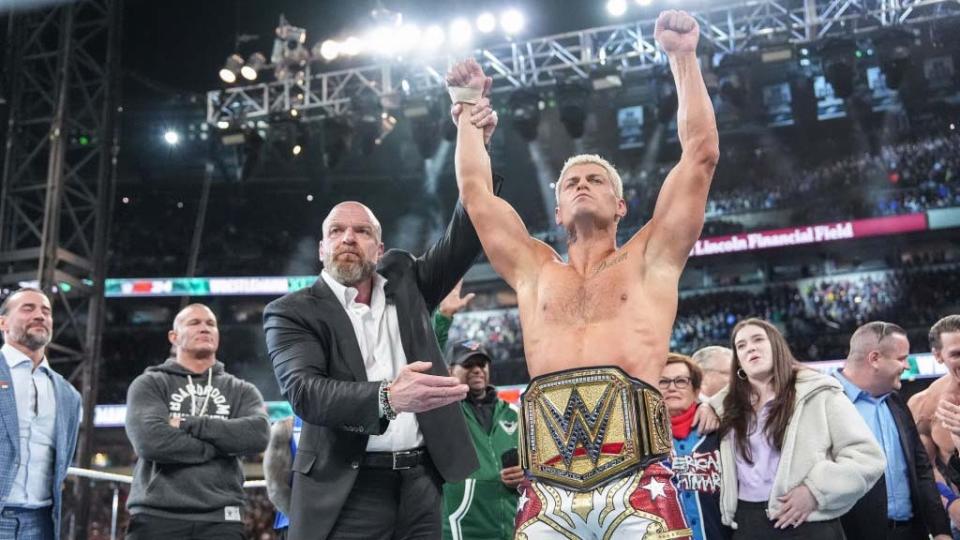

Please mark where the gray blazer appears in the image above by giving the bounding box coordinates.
[0,352,82,540]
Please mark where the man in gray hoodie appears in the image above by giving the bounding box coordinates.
[124,303,270,540]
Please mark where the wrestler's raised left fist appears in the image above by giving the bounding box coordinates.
[654,10,700,55]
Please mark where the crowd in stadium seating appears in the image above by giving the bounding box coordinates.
[107,131,960,279]
[618,132,960,225]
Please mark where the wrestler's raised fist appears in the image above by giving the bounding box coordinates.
[445,58,492,96]
[654,10,700,55]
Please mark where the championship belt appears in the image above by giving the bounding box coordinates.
[519,366,672,492]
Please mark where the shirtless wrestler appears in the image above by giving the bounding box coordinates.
[909,315,960,527]
[447,10,719,539]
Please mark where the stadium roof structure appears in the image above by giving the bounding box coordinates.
[206,0,960,124]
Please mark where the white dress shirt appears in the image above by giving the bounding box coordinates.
[2,343,56,508]
[320,270,424,452]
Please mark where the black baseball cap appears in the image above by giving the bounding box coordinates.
[447,340,492,368]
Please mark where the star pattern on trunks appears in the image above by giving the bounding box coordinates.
[642,477,667,500]
[518,490,530,513]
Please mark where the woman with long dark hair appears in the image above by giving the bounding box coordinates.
[711,318,885,539]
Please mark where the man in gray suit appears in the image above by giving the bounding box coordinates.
[0,288,82,540]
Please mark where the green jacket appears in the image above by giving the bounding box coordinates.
[441,397,520,540]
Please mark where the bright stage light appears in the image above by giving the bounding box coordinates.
[501,9,525,35]
[318,40,341,61]
[477,12,496,33]
[607,0,628,16]
[163,130,180,145]
[397,24,422,52]
[342,36,363,56]
[422,25,445,50]
[367,26,396,55]
[450,18,473,48]
[240,52,265,81]
[292,144,302,156]
[218,54,243,84]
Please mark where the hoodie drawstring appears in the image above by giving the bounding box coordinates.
[186,368,214,417]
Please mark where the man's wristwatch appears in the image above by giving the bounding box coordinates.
[379,381,398,420]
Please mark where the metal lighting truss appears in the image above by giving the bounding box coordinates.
[0,1,120,537]
[207,0,960,124]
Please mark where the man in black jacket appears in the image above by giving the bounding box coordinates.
[263,102,500,540]
[836,321,951,540]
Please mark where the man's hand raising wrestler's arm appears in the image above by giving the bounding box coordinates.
[449,58,557,289]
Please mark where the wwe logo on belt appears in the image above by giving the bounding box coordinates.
[541,385,617,469]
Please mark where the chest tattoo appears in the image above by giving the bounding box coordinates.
[593,251,628,276]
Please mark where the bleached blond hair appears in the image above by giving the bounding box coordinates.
[555,154,624,203]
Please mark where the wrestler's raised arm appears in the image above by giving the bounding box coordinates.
[628,11,719,274]
[448,59,558,289]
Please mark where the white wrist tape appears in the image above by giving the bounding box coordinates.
[447,85,483,105]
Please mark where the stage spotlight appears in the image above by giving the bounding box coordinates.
[501,9,525,35]
[819,38,857,99]
[450,18,473,48]
[276,15,306,47]
[509,88,541,141]
[315,40,341,61]
[215,120,230,130]
[219,54,243,84]
[163,130,180,145]
[557,79,590,139]
[342,36,363,56]
[375,113,398,146]
[607,0,628,17]
[397,24,422,52]
[272,15,310,80]
[421,25,445,50]
[477,12,496,34]
[367,25,397,56]
[241,53,265,81]
[292,144,302,156]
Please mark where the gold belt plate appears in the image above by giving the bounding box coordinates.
[520,367,670,491]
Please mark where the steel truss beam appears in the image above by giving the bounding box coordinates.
[0,0,120,537]
[206,0,960,124]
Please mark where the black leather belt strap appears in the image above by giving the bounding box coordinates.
[887,519,912,529]
[361,448,429,470]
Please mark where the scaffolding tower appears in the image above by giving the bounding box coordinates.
[0,0,120,537]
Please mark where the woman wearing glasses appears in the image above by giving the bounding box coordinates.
[661,353,732,540]
[710,318,885,539]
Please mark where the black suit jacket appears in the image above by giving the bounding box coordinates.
[263,185,500,540]
[841,391,951,539]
